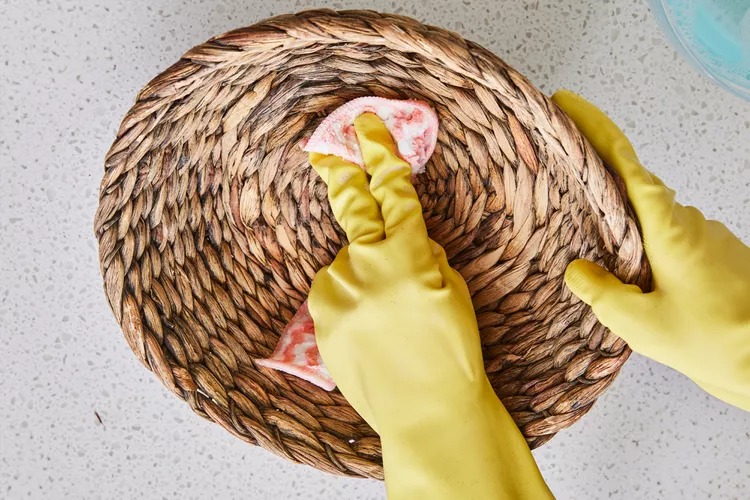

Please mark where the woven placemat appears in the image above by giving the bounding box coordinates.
[95,9,650,479]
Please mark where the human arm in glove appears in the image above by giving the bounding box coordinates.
[308,113,553,499]
[553,90,750,411]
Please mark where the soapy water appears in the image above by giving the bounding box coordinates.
[650,0,750,99]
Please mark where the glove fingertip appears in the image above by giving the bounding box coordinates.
[550,89,582,107]
[564,259,614,305]
[353,112,394,150]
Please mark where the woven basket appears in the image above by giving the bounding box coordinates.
[95,10,650,479]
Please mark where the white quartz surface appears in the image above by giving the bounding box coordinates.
[1,0,749,498]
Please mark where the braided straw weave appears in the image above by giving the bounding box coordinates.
[95,10,650,478]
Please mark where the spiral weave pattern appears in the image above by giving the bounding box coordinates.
[95,10,650,478]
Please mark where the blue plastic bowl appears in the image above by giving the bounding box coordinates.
[649,0,750,100]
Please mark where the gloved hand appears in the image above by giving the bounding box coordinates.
[308,113,552,499]
[552,90,750,411]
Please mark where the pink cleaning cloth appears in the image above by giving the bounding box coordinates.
[304,96,438,174]
[256,302,335,391]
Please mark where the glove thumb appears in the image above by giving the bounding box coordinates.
[565,259,647,344]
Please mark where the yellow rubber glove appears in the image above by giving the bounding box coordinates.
[308,113,552,499]
[552,90,750,411]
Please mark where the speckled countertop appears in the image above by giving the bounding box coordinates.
[2,1,749,498]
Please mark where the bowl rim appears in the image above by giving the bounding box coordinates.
[648,0,750,101]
